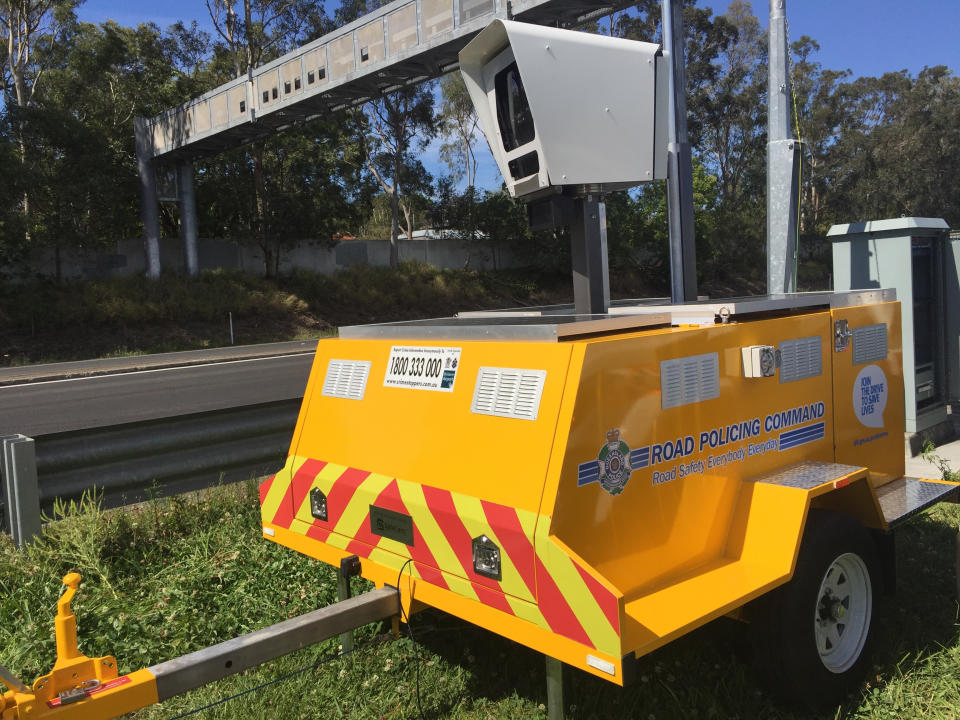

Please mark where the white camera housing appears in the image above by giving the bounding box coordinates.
[459,20,668,200]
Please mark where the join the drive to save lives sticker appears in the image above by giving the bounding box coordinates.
[383,345,461,392]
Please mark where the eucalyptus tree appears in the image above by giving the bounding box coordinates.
[357,84,437,268]
[437,72,481,189]
[0,0,80,245]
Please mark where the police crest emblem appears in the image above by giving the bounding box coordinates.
[597,429,632,495]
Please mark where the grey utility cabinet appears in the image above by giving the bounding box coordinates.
[829,217,955,433]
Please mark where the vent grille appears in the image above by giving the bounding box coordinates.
[660,352,719,409]
[321,359,371,400]
[779,336,822,383]
[471,368,547,421]
[853,324,888,365]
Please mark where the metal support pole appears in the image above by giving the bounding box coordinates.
[1,434,41,547]
[546,655,563,720]
[569,194,610,315]
[336,568,355,652]
[134,118,162,278]
[178,162,200,277]
[661,0,698,304]
[766,0,801,294]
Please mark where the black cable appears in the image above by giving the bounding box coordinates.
[397,557,426,720]
[166,647,350,720]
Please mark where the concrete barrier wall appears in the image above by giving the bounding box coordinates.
[8,236,522,280]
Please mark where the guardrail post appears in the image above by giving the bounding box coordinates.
[1,434,42,547]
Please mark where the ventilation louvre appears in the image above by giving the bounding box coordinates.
[779,336,823,383]
[853,324,888,365]
[322,359,371,400]
[471,367,547,421]
[660,352,719,409]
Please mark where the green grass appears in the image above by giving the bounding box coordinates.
[3,483,960,719]
[0,265,569,366]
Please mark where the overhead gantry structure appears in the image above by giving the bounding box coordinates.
[133,0,634,277]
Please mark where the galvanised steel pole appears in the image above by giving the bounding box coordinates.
[766,0,801,294]
[661,0,698,304]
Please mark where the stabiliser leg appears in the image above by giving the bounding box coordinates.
[546,655,563,720]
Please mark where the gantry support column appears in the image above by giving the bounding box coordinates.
[178,162,199,276]
[134,117,162,278]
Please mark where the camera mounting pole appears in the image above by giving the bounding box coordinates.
[661,0,698,304]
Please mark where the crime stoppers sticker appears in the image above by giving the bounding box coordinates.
[383,346,461,392]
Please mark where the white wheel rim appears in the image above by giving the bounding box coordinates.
[814,552,872,673]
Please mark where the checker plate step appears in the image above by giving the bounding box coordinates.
[877,477,960,528]
[747,461,867,490]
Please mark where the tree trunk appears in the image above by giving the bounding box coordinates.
[389,187,400,268]
[253,144,271,277]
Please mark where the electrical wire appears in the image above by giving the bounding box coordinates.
[397,557,427,720]
[787,17,804,289]
[166,647,351,719]
[166,564,430,720]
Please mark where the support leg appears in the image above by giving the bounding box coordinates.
[546,655,563,720]
[337,569,354,653]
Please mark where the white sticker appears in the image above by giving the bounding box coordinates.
[853,364,887,428]
[383,346,461,392]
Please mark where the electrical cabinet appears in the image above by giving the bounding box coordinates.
[829,217,953,433]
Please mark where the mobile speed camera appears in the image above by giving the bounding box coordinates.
[459,20,668,200]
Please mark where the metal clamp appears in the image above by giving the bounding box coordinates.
[834,319,852,352]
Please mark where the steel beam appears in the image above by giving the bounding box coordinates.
[1,435,41,547]
[569,195,610,315]
[149,587,398,700]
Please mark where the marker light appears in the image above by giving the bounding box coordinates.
[310,487,328,521]
[472,535,502,581]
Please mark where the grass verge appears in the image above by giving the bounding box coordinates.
[0,265,569,366]
[2,482,959,719]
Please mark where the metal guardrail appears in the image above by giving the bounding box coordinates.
[1,400,299,547]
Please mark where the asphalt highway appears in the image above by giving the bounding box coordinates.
[0,350,316,437]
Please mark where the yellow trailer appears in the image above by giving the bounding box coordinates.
[259,290,958,704]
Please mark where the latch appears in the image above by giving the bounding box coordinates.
[834,319,852,352]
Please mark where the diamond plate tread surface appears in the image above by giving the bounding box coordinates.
[748,461,866,490]
[877,477,959,527]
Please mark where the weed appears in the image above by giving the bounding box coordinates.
[3,483,960,719]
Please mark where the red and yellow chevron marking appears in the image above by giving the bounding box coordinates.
[260,456,621,660]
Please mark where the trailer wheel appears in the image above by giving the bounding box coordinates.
[751,509,878,708]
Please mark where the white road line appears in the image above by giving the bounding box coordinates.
[0,353,316,390]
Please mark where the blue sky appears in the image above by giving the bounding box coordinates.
[78,0,960,190]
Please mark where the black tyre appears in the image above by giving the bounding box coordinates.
[751,509,879,708]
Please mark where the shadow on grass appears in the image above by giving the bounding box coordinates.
[407,509,960,720]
